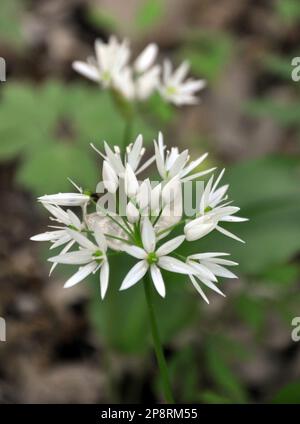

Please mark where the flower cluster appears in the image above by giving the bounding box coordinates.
[31,133,246,303]
[72,36,205,105]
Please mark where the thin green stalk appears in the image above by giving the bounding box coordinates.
[143,273,175,404]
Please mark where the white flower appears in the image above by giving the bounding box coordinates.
[31,203,83,275]
[154,132,215,181]
[48,226,109,299]
[184,170,247,242]
[187,253,238,303]
[124,164,139,197]
[120,218,192,297]
[72,36,208,106]
[92,134,156,179]
[32,132,245,304]
[38,193,90,207]
[102,160,118,194]
[73,36,130,91]
[159,60,206,106]
[134,43,160,100]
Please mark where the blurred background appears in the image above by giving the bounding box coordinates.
[0,0,300,404]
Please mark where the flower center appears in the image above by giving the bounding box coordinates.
[166,86,177,96]
[93,249,103,264]
[147,252,158,265]
[204,206,213,213]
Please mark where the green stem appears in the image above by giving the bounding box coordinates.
[143,273,175,404]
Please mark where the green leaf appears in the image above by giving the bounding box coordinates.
[136,0,165,31]
[0,0,24,47]
[181,31,233,81]
[276,0,300,25]
[18,143,98,195]
[234,295,265,331]
[205,337,248,403]
[272,382,300,404]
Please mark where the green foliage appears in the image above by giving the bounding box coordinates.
[205,336,248,403]
[244,99,300,128]
[272,382,300,403]
[136,0,165,32]
[180,31,233,81]
[0,0,24,47]
[0,81,156,194]
[234,295,265,331]
[276,0,300,25]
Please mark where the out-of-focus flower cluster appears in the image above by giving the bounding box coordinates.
[31,133,246,302]
[72,36,206,105]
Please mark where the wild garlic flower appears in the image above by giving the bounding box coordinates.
[72,36,205,105]
[159,60,206,106]
[32,133,245,303]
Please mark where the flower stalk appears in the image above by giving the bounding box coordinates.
[143,273,175,404]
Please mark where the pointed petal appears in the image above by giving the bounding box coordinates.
[48,250,92,265]
[156,235,185,257]
[100,260,109,299]
[142,217,156,252]
[189,275,209,303]
[150,265,166,298]
[122,245,146,259]
[64,262,98,288]
[66,229,97,250]
[216,225,245,243]
[120,260,148,291]
[158,256,193,275]
[72,61,100,82]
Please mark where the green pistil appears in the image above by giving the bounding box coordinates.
[205,206,213,213]
[147,252,158,265]
[93,250,103,264]
[68,224,78,231]
[166,86,177,96]
[102,71,111,83]
[83,189,92,196]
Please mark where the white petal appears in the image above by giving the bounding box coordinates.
[64,262,98,288]
[38,193,89,207]
[124,164,139,197]
[189,275,209,303]
[120,260,148,291]
[49,239,75,276]
[103,160,119,193]
[100,260,109,299]
[94,225,107,252]
[127,134,143,171]
[122,245,146,259]
[150,265,166,298]
[66,229,97,250]
[202,262,238,279]
[126,201,140,223]
[48,249,92,265]
[72,61,100,82]
[189,252,230,260]
[168,150,189,178]
[67,209,81,228]
[154,139,165,178]
[156,235,185,257]
[134,43,158,73]
[216,225,245,243]
[158,256,193,275]
[161,176,181,205]
[189,261,217,282]
[142,217,156,252]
